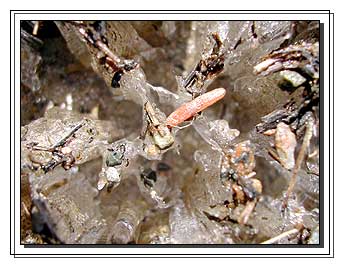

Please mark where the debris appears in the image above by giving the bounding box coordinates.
[97,166,121,191]
[238,200,257,225]
[275,122,297,170]
[32,21,40,36]
[260,227,300,244]
[263,128,276,136]
[279,70,307,88]
[283,116,314,208]
[166,88,226,128]
[145,101,174,150]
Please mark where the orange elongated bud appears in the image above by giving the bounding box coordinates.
[166,88,226,128]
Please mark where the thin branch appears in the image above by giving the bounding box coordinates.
[261,228,300,244]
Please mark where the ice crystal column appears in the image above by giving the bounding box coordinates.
[108,200,147,244]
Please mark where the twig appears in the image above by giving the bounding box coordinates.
[283,117,314,208]
[33,21,39,36]
[260,228,300,244]
[31,120,86,152]
[51,120,86,149]
[238,200,256,225]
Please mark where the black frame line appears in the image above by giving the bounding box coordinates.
[10,9,12,257]
[12,13,331,14]
[332,12,334,258]
[11,10,333,258]
[17,17,323,249]
[10,10,331,11]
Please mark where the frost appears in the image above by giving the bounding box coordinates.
[20,20,319,244]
